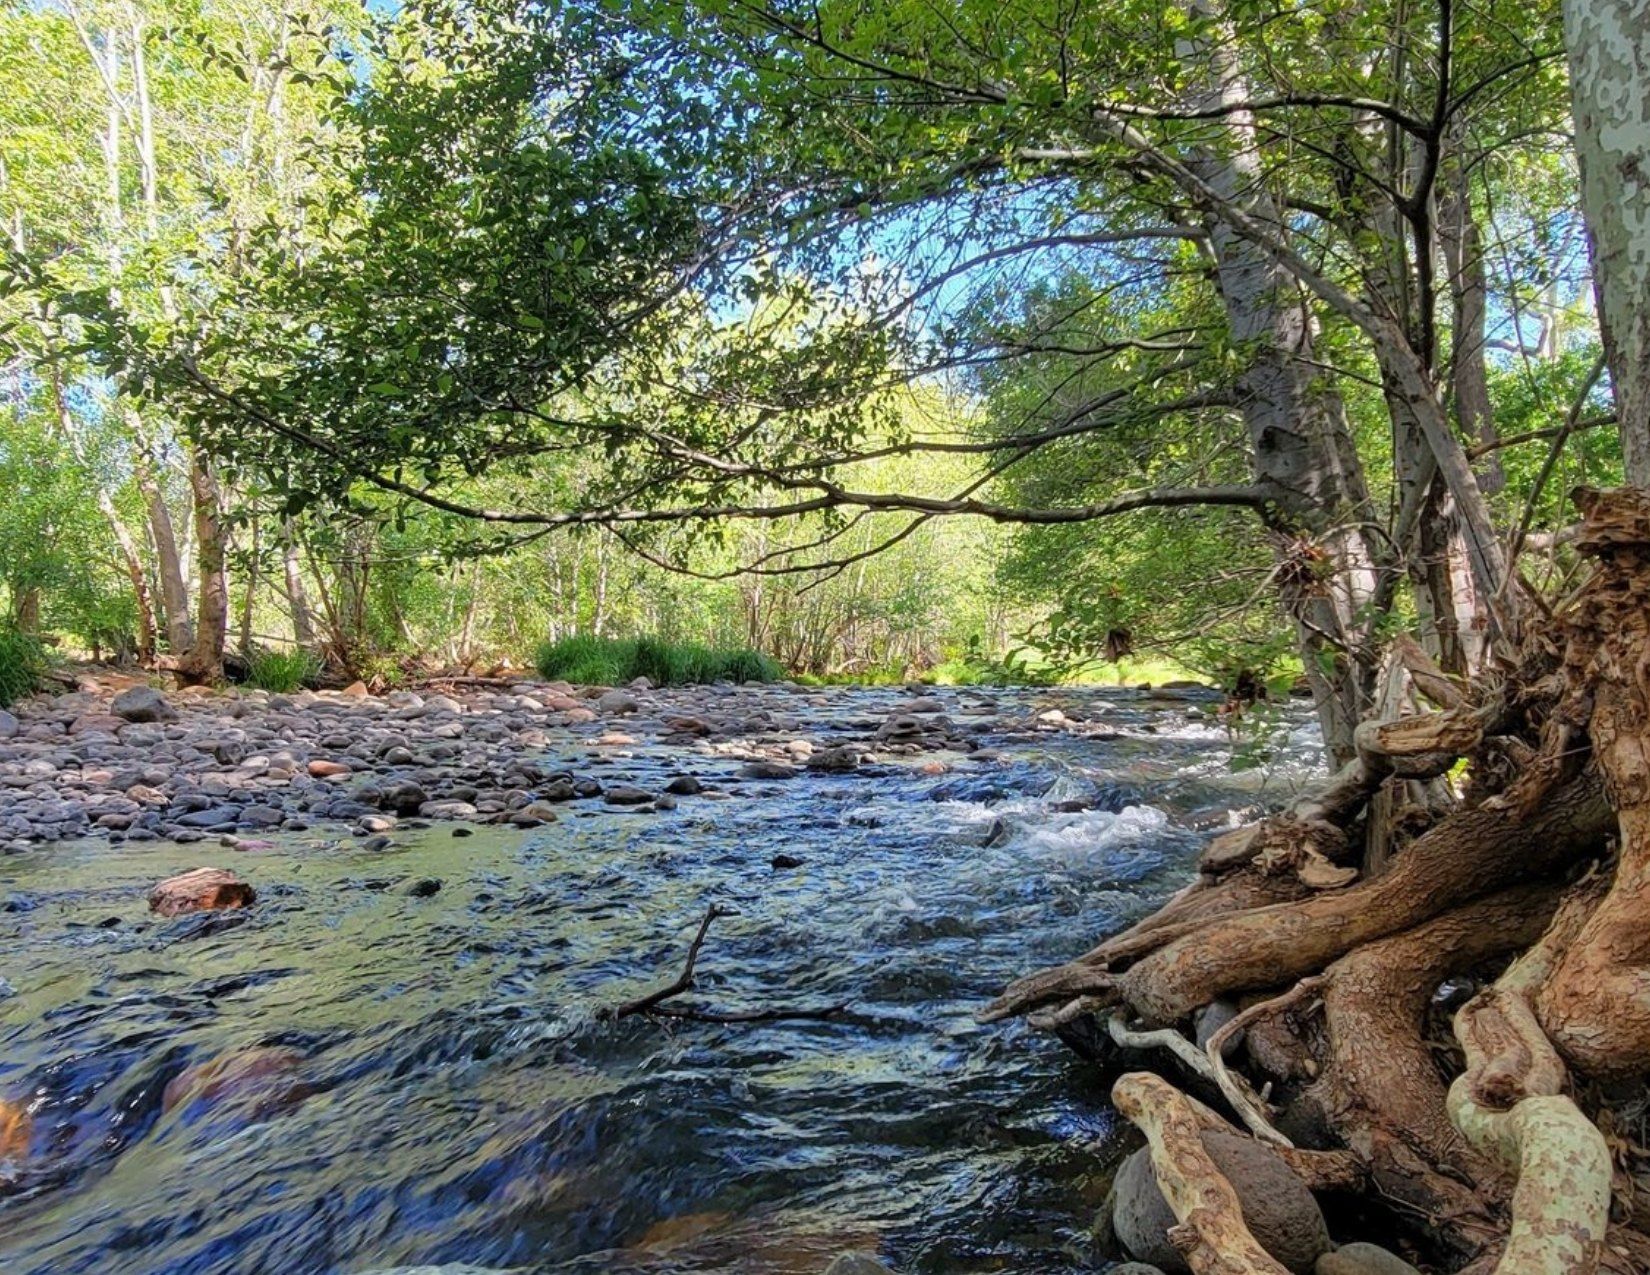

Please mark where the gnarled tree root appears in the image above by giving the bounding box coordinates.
[983,771,1609,1025]
[1447,883,1612,1275]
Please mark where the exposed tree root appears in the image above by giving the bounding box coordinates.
[988,490,1650,1274]
[1312,886,1561,1177]
[983,772,1609,1025]
[1448,883,1613,1274]
[1111,1072,1291,1275]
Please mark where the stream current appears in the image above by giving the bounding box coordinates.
[0,686,1317,1275]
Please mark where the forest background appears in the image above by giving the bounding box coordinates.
[0,0,1619,704]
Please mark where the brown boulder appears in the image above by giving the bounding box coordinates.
[148,868,256,917]
[0,1097,30,1163]
[163,1046,308,1116]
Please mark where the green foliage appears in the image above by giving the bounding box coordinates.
[245,647,321,693]
[535,634,635,686]
[534,634,782,686]
[0,629,49,708]
[930,643,1058,687]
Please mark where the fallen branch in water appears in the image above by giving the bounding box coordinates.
[611,903,848,1024]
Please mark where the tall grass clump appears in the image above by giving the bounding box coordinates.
[535,635,782,686]
[246,647,321,693]
[0,629,49,707]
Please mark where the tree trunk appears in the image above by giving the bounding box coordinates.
[280,519,315,648]
[1182,12,1382,764]
[238,514,259,655]
[178,452,227,682]
[137,451,193,655]
[1566,0,1650,484]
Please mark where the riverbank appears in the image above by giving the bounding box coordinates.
[0,671,1221,850]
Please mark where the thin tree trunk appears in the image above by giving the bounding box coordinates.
[179,452,227,681]
[1438,133,1504,494]
[136,448,192,653]
[280,519,315,648]
[1182,8,1383,763]
[238,513,259,655]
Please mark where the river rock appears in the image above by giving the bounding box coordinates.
[363,779,428,815]
[172,806,243,829]
[163,1045,308,1116]
[0,710,18,741]
[537,777,578,802]
[112,686,177,722]
[1110,1266,1168,1275]
[1112,1129,1330,1274]
[0,1097,30,1163]
[1195,998,1244,1058]
[822,1257,895,1275]
[307,758,352,778]
[664,775,703,795]
[604,784,652,805]
[148,867,256,917]
[741,760,798,780]
[807,745,862,773]
[418,800,477,820]
[1315,1244,1422,1275]
[509,801,559,826]
[598,689,639,715]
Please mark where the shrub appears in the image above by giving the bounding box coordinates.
[534,635,782,686]
[0,629,48,707]
[246,647,321,693]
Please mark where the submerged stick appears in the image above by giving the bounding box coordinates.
[614,904,733,1018]
[611,903,848,1025]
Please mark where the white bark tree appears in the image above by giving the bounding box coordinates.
[1566,0,1650,484]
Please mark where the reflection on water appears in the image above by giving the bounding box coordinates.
[0,688,1314,1274]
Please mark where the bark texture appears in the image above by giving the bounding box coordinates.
[1566,0,1650,485]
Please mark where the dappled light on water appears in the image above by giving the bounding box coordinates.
[0,688,1316,1274]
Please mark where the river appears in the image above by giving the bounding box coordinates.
[0,686,1317,1274]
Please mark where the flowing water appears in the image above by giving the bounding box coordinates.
[0,687,1317,1275]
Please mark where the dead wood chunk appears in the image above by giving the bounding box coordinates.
[148,867,255,917]
[1113,1129,1331,1274]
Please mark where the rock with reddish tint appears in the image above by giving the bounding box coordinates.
[307,759,352,778]
[163,1045,308,1117]
[0,1097,30,1164]
[148,867,256,917]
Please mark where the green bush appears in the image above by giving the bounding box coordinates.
[534,634,782,686]
[0,629,48,707]
[246,647,322,693]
